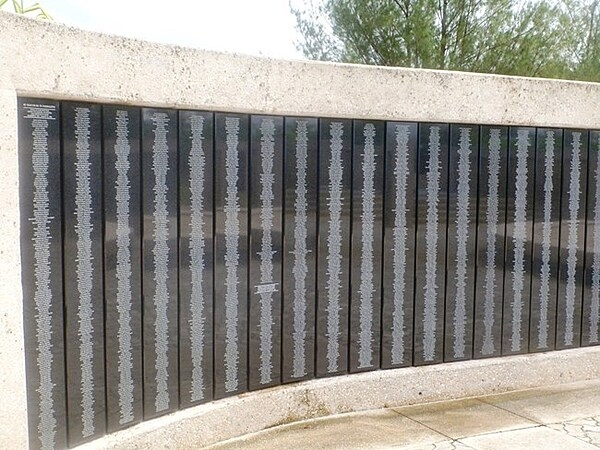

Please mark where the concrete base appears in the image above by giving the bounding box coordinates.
[77,347,600,449]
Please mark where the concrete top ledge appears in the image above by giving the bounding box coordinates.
[2,11,600,128]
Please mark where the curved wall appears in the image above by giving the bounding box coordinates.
[3,11,600,450]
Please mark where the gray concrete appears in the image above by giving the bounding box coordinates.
[76,348,600,449]
[209,379,600,449]
[2,11,600,449]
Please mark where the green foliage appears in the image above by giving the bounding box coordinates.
[0,0,52,20]
[291,0,600,81]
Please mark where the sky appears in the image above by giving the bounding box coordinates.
[37,0,304,59]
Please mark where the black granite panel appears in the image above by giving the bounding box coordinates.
[103,105,143,432]
[349,120,384,373]
[61,102,106,445]
[556,129,588,349]
[414,123,449,366]
[178,110,214,407]
[529,128,562,352]
[214,113,249,398]
[19,98,68,450]
[381,122,418,369]
[474,126,508,359]
[281,117,318,383]
[502,127,535,355]
[583,131,600,347]
[444,125,479,362]
[316,118,352,377]
[141,108,179,418]
[248,115,284,390]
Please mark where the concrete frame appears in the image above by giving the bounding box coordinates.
[2,11,600,449]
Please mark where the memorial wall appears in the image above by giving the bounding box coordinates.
[16,97,600,449]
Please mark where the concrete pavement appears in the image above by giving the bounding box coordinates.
[205,378,600,449]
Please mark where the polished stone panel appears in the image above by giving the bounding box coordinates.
[444,125,479,362]
[178,110,214,407]
[583,131,600,346]
[316,118,352,377]
[414,123,449,366]
[557,129,588,349]
[349,120,384,373]
[18,98,67,450]
[502,127,535,355]
[103,105,143,432]
[141,108,179,418]
[62,102,106,445]
[474,126,508,359]
[281,117,318,383]
[248,115,284,390]
[381,122,417,369]
[530,128,562,352]
[214,113,249,398]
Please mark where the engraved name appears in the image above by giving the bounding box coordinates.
[537,131,556,349]
[510,129,530,352]
[114,110,135,424]
[25,103,58,449]
[188,114,207,401]
[257,118,277,385]
[150,112,172,412]
[423,126,441,362]
[391,125,410,365]
[452,127,471,359]
[482,129,501,355]
[326,122,345,373]
[564,132,582,346]
[291,121,310,378]
[224,117,241,393]
[591,133,600,343]
[73,107,96,437]
[358,123,377,369]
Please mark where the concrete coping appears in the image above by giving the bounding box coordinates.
[1,11,600,128]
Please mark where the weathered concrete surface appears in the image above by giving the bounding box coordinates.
[1,10,600,450]
[77,348,600,449]
[207,378,600,450]
[0,87,27,449]
[1,12,600,127]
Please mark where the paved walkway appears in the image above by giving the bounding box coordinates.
[204,378,600,449]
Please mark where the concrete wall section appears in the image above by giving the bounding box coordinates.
[0,88,28,449]
[77,347,600,449]
[1,12,600,128]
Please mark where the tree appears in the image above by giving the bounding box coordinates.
[291,0,600,81]
[0,0,51,20]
